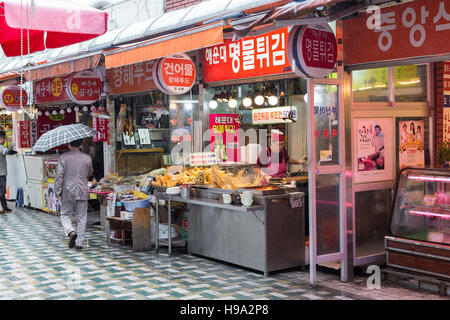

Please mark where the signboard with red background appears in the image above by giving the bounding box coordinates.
[343,0,450,66]
[287,24,337,78]
[0,86,28,111]
[209,114,240,162]
[37,109,76,150]
[17,120,35,149]
[66,70,102,104]
[92,116,110,143]
[107,61,157,95]
[34,75,72,104]
[203,27,291,83]
[153,53,196,95]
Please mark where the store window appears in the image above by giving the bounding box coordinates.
[352,68,389,102]
[204,79,308,168]
[352,65,429,104]
[394,65,428,102]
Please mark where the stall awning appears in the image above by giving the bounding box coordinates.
[104,23,224,69]
[24,53,102,81]
[0,70,19,83]
[231,0,384,39]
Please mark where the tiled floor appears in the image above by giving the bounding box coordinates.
[0,207,448,300]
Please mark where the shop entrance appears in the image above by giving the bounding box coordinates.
[307,77,348,285]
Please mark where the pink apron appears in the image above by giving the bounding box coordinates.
[261,148,287,178]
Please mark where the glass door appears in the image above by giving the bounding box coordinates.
[307,78,348,285]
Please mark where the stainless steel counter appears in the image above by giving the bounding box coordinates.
[153,186,306,276]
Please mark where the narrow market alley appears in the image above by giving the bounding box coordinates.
[0,208,446,301]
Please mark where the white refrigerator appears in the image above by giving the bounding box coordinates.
[23,155,57,210]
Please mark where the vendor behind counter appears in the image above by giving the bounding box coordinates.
[255,130,303,178]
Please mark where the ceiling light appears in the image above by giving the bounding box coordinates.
[209,100,218,109]
[228,98,237,108]
[243,97,252,108]
[268,95,278,106]
[254,94,264,106]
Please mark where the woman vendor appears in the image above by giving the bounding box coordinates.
[255,129,304,178]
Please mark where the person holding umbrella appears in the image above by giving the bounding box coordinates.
[0,130,17,213]
[55,139,93,250]
[32,123,97,250]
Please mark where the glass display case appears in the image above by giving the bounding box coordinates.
[386,168,450,280]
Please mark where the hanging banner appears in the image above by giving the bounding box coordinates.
[37,109,76,150]
[34,74,72,104]
[107,61,157,95]
[252,106,297,125]
[209,114,240,163]
[153,53,196,95]
[287,24,337,78]
[17,120,33,148]
[0,86,28,111]
[203,27,291,83]
[398,120,425,169]
[354,118,394,183]
[92,116,110,143]
[343,0,450,66]
[66,70,102,104]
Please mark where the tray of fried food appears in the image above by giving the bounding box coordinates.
[151,174,177,189]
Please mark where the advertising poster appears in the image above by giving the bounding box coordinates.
[354,118,393,183]
[47,181,56,213]
[398,120,425,169]
[209,114,240,163]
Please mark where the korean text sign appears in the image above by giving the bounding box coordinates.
[203,27,291,83]
[343,0,450,65]
[107,61,157,95]
[252,106,297,125]
[34,75,72,104]
[92,116,110,143]
[209,114,240,163]
[37,109,76,150]
[18,121,33,148]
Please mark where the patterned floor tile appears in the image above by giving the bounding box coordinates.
[0,208,448,300]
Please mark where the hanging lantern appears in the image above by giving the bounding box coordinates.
[91,106,96,112]
[67,107,72,113]
[83,106,88,112]
[74,106,80,112]
[45,111,50,116]
[52,110,58,115]
[60,109,65,114]
[37,110,42,116]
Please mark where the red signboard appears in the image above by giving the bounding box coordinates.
[287,24,337,78]
[18,121,33,148]
[34,74,72,104]
[343,0,450,66]
[153,53,196,95]
[203,27,291,83]
[209,114,240,163]
[67,70,102,104]
[37,109,76,150]
[107,61,157,95]
[0,86,28,111]
[92,116,110,143]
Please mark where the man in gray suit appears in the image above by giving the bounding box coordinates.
[55,139,93,250]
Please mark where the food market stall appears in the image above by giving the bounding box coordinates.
[150,165,307,276]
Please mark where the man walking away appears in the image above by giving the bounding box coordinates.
[0,131,17,213]
[55,139,93,250]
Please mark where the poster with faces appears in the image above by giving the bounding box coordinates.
[354,118,394,184]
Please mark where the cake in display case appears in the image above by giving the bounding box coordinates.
[386,168,450,280]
